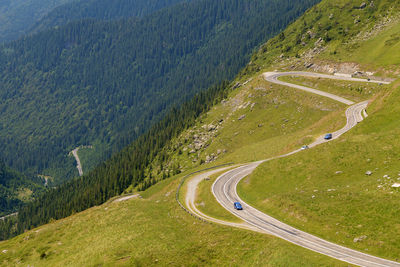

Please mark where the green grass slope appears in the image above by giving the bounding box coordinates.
[246,0,400,77]
[0,176,343,266]
[234,0,400,261]
[238,81,400,260]
[2,0,400,264]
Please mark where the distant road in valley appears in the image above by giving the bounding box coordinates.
[71,148,83,176]
[186,72,398,266]
[0,212,17,221]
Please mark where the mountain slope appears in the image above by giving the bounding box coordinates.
[2,0,400,264]
[0,0,74,42]
[0,0,319,182]
[30,0,188,34]
[0,162,43,217]
[0,177,342,266]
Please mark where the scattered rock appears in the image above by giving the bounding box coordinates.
[2,250,7,254]
[304,62,314,68]
[238,114,246,121]
[189,149,196,154]
[307,30,316,38]
[258,124,264,128]
[365,171,372,176]
[353,235,367,243]
[207,124,216,131]
[359,2,367,9]
[194,143,203,150]
[232,82,241,89]
[204,177,210,181]
[335,171,343,174]
[311,195,315,199]
[391,183,400,188]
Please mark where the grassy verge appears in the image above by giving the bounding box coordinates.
[238,83,400,261]
[0,175,344,266]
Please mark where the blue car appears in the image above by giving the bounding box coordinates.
[234,202,243,210]
[324,133,332,140]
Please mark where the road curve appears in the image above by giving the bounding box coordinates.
[205,72,398,266]
[185,165,259,232]
[263,71,390,106]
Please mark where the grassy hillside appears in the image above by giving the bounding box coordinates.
[233,0,400,261]
[0,174,343,266]
[246,0,400,77]
[2,0,400,264]
[238,80,400,260]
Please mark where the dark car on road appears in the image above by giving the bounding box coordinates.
[234,202,243,210]
[324,133,332,140]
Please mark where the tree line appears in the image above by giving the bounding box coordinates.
[0,0,319,183]
[0,81,230,240]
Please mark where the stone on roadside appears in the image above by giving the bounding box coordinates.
[353,235,367,243]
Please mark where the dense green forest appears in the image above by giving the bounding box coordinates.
[0,161,43,217]
[0,0,320,183]
[30,0,188,34]
[0,80,229,240]
[0,0,73,42]
[0,0,184,42]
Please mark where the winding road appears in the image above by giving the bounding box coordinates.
[185,72,398,266]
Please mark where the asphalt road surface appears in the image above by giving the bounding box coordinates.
[187,72,398,266]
